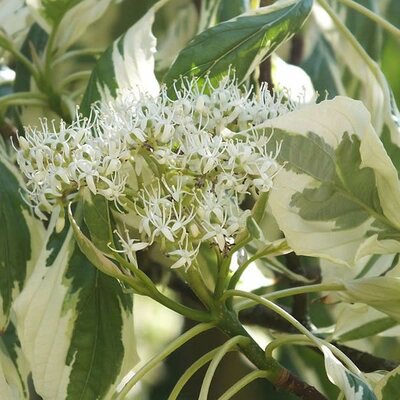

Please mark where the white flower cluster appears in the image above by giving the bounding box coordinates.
[17,77,295,269]
[16,117,129,219]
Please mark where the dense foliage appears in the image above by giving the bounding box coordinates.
[1,0,400,399]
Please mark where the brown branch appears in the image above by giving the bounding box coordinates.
[258,57,273,90]
[275,369,327,400]
[290,34,304,66]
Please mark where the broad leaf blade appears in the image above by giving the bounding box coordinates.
[80,3,160,114]
[164,0,313,91]
[0,153,44,331]
[265,97,400,265]
[13,219,138,399]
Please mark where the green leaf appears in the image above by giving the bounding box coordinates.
[217,0,247,21]
[301,35,339,100]
[80,2,161,115]
[265,97,400,265]
[375,365,400,400]
[197,0,222,32]
[345,0,382,61]
[10,23,48,131]
[30,0,116,51]
[155,1,198,74]
[39,0,81,26]
[13,218,138,399]
[83,192,114,255]
[69,205,127,280]
[313,0,400,145]
[164,0,313,92]
[332,304,397,342]
[0,155,44,331]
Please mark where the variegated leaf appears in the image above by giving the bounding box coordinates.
[375,365,400,400]
[264,97,400,265]
[164,0,313,92]
[0,323,30,400]
[80,0,163,114]
[0,0,31,44]
[332,304,397,342]
[13,214,138,400]
[26,0,117,52]
[322,346,377,400]
[313,2,400,149]
[0,149,45,331]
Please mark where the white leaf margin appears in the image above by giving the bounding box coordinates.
[97,0,171,104]
[374,364,400,400]
[264,96,400,265]
[322,346,377,400]
[12,211,138,399]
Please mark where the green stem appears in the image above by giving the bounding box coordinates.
[316,0,386,91]
[214,255,233,299]
[0,92,48,110]
[225,290,321,346]
[336,0,400,40]
[226,291,362,378]
[116,254,212,322]
[52,47,103,66]
[60,70,92,88]
[168,348,230,400]
[218,370,269,400]
[265,334,311,357]
[0,33,41,82]
[199,336,249,400]
[44,25,59,81]
[113,323,215,400]
[215,306,327,399]
[265,334,361,374]
[230,283,346,311]
[183,265,215,309]
[214,235,252,300]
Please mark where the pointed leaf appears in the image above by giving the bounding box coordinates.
[164,0,313,91]
[80,2,161,114]
[13,218,138,399]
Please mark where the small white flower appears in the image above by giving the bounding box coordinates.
[111,229,149,266]
[168,239,200,270]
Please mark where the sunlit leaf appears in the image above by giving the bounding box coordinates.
[13,214,138,399]
[81,1,162,114]
[164,0,313,92]
[264,97,400,265]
